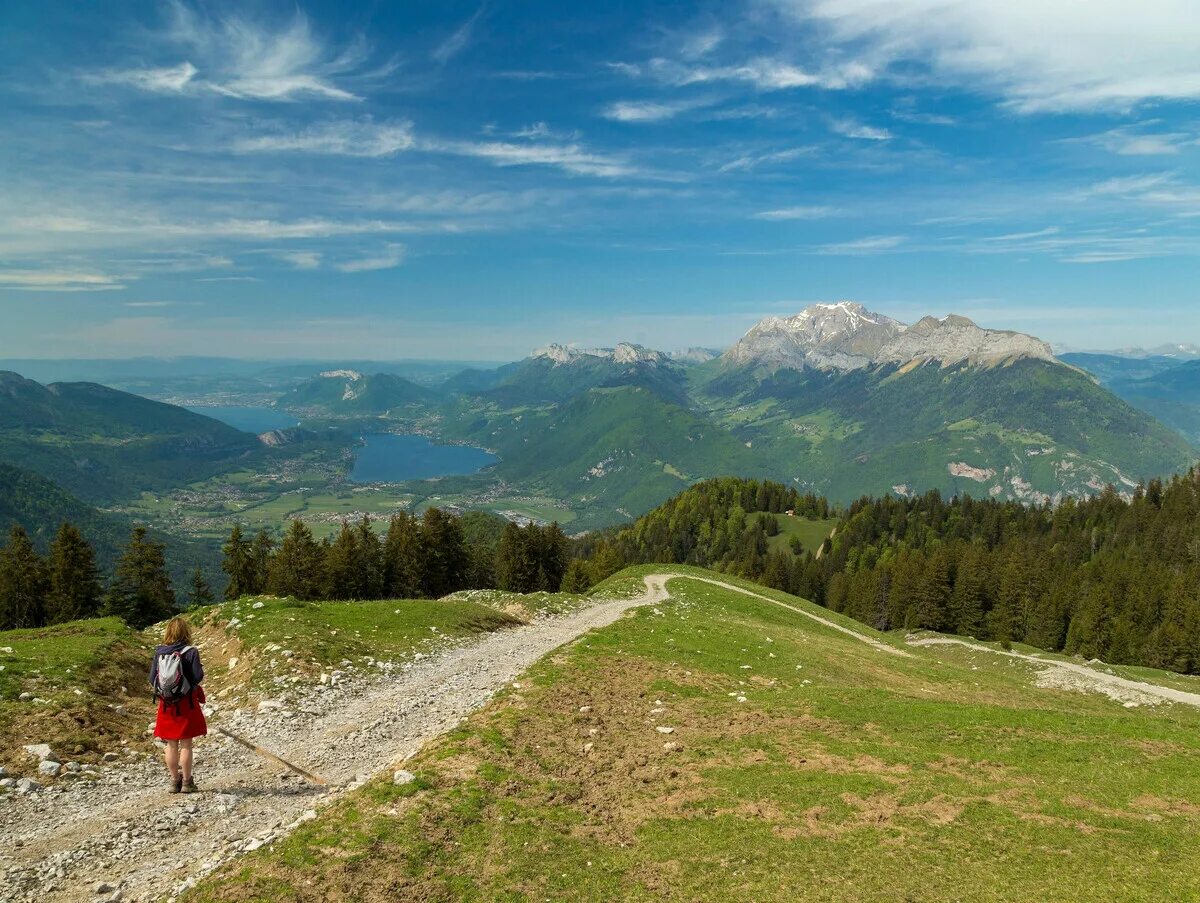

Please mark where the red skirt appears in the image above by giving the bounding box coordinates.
[154,686,208,740]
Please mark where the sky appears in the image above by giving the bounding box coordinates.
[2,0,1200,361]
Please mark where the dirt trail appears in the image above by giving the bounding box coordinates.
[0,572,925,902]
[0,578,670,903]
[676,574,911,657]
[907,635,1200,708]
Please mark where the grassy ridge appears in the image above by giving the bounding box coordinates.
[0,617,153,764]
[188,566,1200,902]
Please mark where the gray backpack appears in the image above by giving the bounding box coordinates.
[154,646,195,702]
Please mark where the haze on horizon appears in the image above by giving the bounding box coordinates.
[2,1,1199,360]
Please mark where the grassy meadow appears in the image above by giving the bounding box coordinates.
[185,565,1200,902]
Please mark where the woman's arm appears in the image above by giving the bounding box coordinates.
[186,647,205,684]
[149,653,158,690]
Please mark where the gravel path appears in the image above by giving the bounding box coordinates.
[907,635,1200,707]
[0,577,669,903]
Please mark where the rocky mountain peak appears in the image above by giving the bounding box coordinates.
[723,301,905,371]
[533,343,670,367]
[722,303,1056,372]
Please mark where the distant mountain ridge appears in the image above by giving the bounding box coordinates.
[722,302,1055,372]
[0,371,261,503]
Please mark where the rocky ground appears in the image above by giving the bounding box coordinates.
[0,578,668,903]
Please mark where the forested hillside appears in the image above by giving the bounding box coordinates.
[580,475,1200,673]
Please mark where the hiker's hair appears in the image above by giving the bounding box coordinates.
[163,617,192,646]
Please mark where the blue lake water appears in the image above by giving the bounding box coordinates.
[350,433,498,483]
[187,405,299,434]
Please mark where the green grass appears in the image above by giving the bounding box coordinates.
[193,594,524,682]
[187,565,1200,902]
[757,514,839,555]
[0,618,153,764]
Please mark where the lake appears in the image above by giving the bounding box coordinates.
[350,433,498,483]
[187,405,299,434]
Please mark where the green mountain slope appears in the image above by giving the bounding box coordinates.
[701,358,1195,503]
[276,370,437,415]
[444,386,763,528]
[189,567,1200,903]
[1107,360,1200,445]
[0,371,261,504]
[0,462,222,589]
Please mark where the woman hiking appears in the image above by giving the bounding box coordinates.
[150,617,207,794]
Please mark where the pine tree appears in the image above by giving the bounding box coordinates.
[103,526,175,629]
[0,525,48,629]
[268,519,325,600]
[324,522,360,600]
[250,528,275,594]
[540,522,569,591]
[186,568,215,608]
[45,522,102,624]
[383,513,425,598]
[420,508,468,597]
[496,523,537,593]
[222,525,256,600]
[354,517,384,599]
[560,558,592,593]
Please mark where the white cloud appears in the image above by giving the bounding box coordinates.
[601,99,702,123]
[84,2,373,102]
[774,0,1200,112]
[646,55,873,91]
[235,120,415,157]
[830,118,892,141]
[84,62,198,93]
[432,5,485,64]
[336,243,406,272]
[441,140,637,178]
[1080,126,1195,157]
[1072,173,1176,200]
[754,205,838,220]
[718,146,817,173]
[0,270,125,291]
[123,300,202,307]
[278,251,322,270]
[15,214,424,242]
[817,234,905,254]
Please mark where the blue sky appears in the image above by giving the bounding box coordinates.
[2,0,1199,360]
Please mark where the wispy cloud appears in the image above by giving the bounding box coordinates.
[717,146,817,173]
[754,205,838,221]
[83,2,375,102]
[278,251,322,270]
[601,99,703,123]
[1071,172,1176,200]
[641,56,873,91]
[432,5,486,65]
[235,119,415,156]
[817,235,906,255]
[772,0,1200,112]
[0,270,125,291]
[83,62,198,94]
[830,118,892,141]
[123,300,202,307]
[336,243,406,272]
[1076,125,1197,157]
[439,140,637,178]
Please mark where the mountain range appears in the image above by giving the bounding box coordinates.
[0,371,263,504]
[273,302,1194,528]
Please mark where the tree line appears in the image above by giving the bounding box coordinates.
[576,475,1200,675]
[0,523,198,630]
[219,509,572,603]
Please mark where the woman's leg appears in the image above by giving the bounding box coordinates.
[164,740,179,780]
[179,738,193,782]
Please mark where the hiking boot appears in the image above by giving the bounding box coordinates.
[182,777,197,794]
[169,776,182,794]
